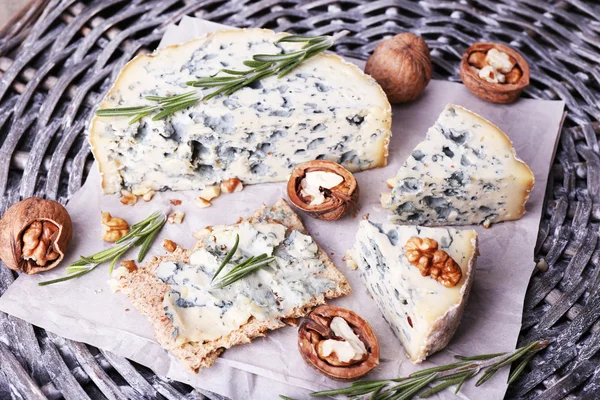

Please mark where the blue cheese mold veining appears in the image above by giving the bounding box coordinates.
[155,221,335,344]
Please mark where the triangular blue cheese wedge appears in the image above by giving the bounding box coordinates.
[346,220,478,363]
[381,104,534,227]
[90,29,391,195]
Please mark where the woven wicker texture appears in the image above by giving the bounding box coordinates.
[0,0,599,399]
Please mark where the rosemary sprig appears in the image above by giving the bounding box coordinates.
[310,340,548,399]
[94,30,349,123]
[38,210,168,286]
[95,92,200,125]
[187,30,349,100]
[210,234,275,289]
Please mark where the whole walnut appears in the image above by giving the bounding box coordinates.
[365,32,432,103]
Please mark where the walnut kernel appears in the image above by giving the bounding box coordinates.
[142,190,156,202]
[199,185,221,201]
[404,237,462,287]
[119,260,137,272]
[163,239,177,253]
[170,199,182,206]
[220,178,243,194]
[101,212,130,243]
[120,190,138,205]
[194,197,212,208]
[167,210,185,224]
[22,221,60,267]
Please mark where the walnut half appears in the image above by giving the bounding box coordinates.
[404,237,462,287]
[298,305,379,381]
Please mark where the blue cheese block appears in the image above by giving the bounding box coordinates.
[90,29,392,195]
[110,199,350,371]
[346,220,478,363]
[381,104,534,227]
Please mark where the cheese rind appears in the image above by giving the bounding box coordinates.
[89,29,392,195]
[381,104,534,227]
[347,220,478,363]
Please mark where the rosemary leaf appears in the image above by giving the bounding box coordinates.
[213,256,275,289]
[507,353,534,384]
[409,361,472,377]
[211,234,240,282]
[419,376,464,398]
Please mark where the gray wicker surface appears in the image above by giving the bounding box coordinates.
[0,0,599,399]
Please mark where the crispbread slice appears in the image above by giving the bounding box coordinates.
[112,199,350,371]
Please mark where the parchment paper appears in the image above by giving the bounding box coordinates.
[0,17,566,400]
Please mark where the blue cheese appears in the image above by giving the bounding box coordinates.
[89,29,392,195]
[381,104,534,227]
[346,220,478,363]
[156,221,336,344]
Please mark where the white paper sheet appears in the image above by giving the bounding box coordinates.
[0,17,566,400]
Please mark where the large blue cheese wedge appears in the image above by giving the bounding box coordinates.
[110,200,350,371]
[90,29,392,195]
[381,104,534,227]
[346,220,478,363]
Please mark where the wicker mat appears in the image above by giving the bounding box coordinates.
[0,1,599,399]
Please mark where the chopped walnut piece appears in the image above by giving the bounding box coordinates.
[170,199,182,206]
[120,190,138,205]
[101,212,130,243]
[220,178,243,193]
[119,260,137,272]
[142,190,156,202]
[404,237,462,287]
[163,239,177,253]
[194,197,212,208]
[167,210,185,224]
[199,185,221,201]
[193,227,212,240]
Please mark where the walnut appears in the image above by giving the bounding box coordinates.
[119,260,137,272]
[142,190,156,202]
[460,42,529,103]
[220,178,243,194]
[170,199,182,206]
[101,212,130,243]
[404,237,462,287]
[287,160,359,221]
[298,305,379,381]
[194,197,212,208]
[199,185,220,201]
[0,197,73,274]
[167,210,185,224]
[163,239,177,253]
[365,32,432,103]
[120,190,138,205]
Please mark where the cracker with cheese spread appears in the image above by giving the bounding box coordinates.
[111,199,351,371]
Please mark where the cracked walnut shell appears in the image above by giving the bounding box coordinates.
[0,197,72,274]
[287,160,359,221]
[460,42,529,103]
[404,237,462,287]
[298,305,379,381]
